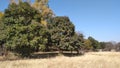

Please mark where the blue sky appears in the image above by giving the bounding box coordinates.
[0,0,120,42]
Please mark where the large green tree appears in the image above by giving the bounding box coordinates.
[48,16,83,54]
[1,2,48,57]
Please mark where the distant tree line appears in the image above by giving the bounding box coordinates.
[0,0,120,57]
[99,42,120,51]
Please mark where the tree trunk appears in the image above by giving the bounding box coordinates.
[76,49,79,55]
[4,47,8,57]
[71,49,73,56]
[58,48,63,54]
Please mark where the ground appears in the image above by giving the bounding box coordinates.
[0,52,120,68]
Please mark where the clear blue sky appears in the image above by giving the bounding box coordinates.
[0,0,120,42]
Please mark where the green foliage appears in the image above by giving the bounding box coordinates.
[48,17,75,50]
[0,12,6,46]
[99,42,106,49]
[84,39,93,50]
[48,16,84,53]
[0,12,3,19]
[88,36,100,51]
[68,33,84,52]
[33,0,53,20]
[0,1,106,57]
[1,2,47,57]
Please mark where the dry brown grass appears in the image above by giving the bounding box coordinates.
[0,52,120,68]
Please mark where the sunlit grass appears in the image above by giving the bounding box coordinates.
[0,52,120,68]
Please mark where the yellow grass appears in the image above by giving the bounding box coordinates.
[0,52,120,68]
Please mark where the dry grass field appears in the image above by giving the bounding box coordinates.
[0,52,120,68]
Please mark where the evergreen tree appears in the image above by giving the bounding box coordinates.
[49,17,75,51]
[1,2,48,57]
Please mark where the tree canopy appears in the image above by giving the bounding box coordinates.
[0,0,112,57]
[1,2,48,57]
